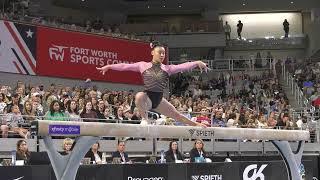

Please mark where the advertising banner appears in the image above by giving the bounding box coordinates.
[0,20,37,75]
[123,164,168,180]
[36,26,167,85]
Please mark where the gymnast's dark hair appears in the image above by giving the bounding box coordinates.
[150,41,163,49]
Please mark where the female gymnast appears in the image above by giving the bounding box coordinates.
[96,41,208,127]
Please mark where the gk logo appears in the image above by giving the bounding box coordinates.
[243,164,268,180]
[49,45,68,61]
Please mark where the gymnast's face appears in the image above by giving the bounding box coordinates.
[151,46,165,63]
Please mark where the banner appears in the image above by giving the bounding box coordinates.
[123,164,168,180]
[0,20,37,75]
[36,26,169,85]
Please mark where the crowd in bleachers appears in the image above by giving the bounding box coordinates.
[287,60,320,108]
[0,69,310,139]
[0,8,141,41]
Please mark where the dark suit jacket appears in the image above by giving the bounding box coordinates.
[111,151,130,162]
[85,150,102,163]
[164,150,184,163]
[189,148,207,162]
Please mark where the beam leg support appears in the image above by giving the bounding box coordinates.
[43,136,100,180]
[272,140,305,180]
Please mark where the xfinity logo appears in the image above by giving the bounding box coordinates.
[49,44,69,61]
[243,164,268,180]
[127,176,164,180]
[191,175,222,180]
[188,129,215,137]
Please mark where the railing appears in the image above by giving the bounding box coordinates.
[282,64,310,108]
[170,58,274,72]
[226,36,307,50]
[120,20,223,35]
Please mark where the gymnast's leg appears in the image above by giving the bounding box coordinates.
[154,98,203,127]
[135,92,152,125]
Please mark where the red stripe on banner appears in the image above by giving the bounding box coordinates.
[13,61,23,74]
[4,21,36,73]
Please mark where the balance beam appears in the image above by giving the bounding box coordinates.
[32,120,309,141]
[31,120,310,180]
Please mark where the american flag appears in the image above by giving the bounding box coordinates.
[0,20,37,75]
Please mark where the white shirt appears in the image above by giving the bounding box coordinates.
[94,153,101,163]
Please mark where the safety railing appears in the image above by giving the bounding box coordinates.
[282,64,310,108]
[170,58,274,72]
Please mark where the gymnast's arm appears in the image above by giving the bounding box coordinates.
[166,61,208,75]
[96,62,145,75]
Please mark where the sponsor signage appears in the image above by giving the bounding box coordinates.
[124,164,168,180]
[36,26,168,85]
[48,125,80,135]
[188,129,215,138]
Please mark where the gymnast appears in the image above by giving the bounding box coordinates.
[96,41,208,127]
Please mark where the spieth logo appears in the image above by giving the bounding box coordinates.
[243,164,268,180]
[127,177,164,180]
[49,44,69,61]
[188,129,215,137]
[189,129,196,136]
[191,175,222,180]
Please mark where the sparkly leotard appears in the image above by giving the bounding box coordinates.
[108,61,198,108]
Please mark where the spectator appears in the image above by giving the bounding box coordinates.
[211,111,226,127]
[22,100,36,123]
[6,93,23,113]
[0,93,7,113]
[237,20,243,39]
[80,101,98,122]
[96,99,106,120]
[45,100,68,121]
[1,105,29,138]
[111,140,131,163]
[223,21,231,40]
[60,138,74,155]
[283,19,289,38]
[189,139,207,162]
[66,100,81,121]
[165,141,184,163]
[195,108,211,127]
[16,140,31,165]
[85,142,103,164]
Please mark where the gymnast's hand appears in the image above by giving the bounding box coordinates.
[196,61,209,73]
[96,65,110,75]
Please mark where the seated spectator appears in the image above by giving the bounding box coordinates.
[80,101,98,122]
[45,100,68,121]
[96,99,106,120]
[189,139,207,162]
[22,100,36,123]
[66,100,81,121]
[111,140,131,163]
[195,108,211,127]
[1,105,29,138]
[267,112,277,128]
[211,111,226,127]
[226,113,238,127]
[0,93,6,113]
[60,138,74,155]
[16,139,31,165]
[165,141,184,163]
[85,142,102,164]
[276,114,291,129]
[6,93,23,113]
[257,115,268,128]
